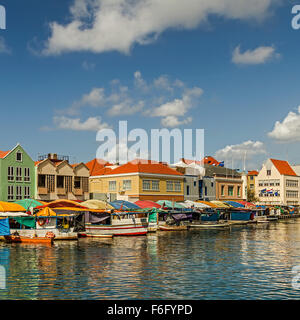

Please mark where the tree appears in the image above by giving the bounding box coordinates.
[247,189,259,203]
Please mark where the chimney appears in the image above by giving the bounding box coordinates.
[48,153,58,160]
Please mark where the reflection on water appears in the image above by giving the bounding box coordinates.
[1,220,300,299]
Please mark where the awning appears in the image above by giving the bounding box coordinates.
[15,199,45,210]
[135,200,161,209]
[81,200,114,210]
[110,200,140,210]
[0,201,26,212]
[156,200,185,209]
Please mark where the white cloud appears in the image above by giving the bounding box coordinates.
[107,100,144,116]
[268,106,300,142]
[82,60,96,70]
[53,116,110,131]
[215,140,266,160]
[232,45,279,65]
[161,116,192,127]
[0,36,11,54]
[41,0,279,55]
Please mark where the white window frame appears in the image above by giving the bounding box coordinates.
[109,180,116,191]
[123,180,131,191]
[142,180,151,191]
[166,181,174,192]
[16,167,22,182]
[8,186,14,201]
[24,167,30,182]
[174,181,181,192]
[16,186,22,200]
[24,186,30,199]
[16,151,23,162]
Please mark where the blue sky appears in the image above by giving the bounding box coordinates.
[1,0,300,169]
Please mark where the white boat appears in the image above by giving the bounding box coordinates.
[84,211,149,236]
[188,222,230,229]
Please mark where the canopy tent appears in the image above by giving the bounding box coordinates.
[235,200,256,208]
[177,202,190,208]
[156,200,185,209]
[13,216,36,228]
[35,207,78,217]
[0,218,10,236]
[196,201,219,208]
[211,201,232,208]
[81,200,114,210]
[224,201,245,208]
[109,200,140,210]
[15,199,45,211]
[135,200,161,209]
[184,200,211,208]
[0,201,26,212]
[35,199,89,210]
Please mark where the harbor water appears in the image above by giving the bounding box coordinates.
[1,219,300,300]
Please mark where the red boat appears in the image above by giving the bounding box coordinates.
[4,235,54,244]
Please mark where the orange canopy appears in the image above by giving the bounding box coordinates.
[0,201,26,212]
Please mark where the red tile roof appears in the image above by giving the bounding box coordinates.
[248,170,259,176]
[0,150,10,159]
[86,158,113,176]
[100,159,183,176]
[270,159,297,176]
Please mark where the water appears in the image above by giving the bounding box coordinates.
[1,220,300,300]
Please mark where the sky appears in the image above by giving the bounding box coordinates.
[1,0,300,170]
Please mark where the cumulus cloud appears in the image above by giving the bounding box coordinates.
[268,106,300,142]
[161,116,192,127]
[53,116,110,131]
[232,45,279,65]
[41,0,279,55]
[215,140,266,160]
[0,36,11,54]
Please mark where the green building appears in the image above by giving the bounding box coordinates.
[0,144,35,202]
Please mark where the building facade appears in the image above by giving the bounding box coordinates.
[89,159,184,202]
[35,153,89,201]
[0,144,35,202]
[256,159,300,206]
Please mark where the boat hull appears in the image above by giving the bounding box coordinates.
[4,235,53,244]
[159,225,188,231]
[85,224,148,236]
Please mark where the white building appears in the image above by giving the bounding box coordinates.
[256,159,300,206]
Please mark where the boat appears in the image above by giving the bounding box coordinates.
[84,211,149,236]
[79,233,113,239]
[188,222,230,229]
[4,234,54,244]
[267,216,279,221]
[159,224,188,231]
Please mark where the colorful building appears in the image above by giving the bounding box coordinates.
[256,159,300,206]
[247,170,259,193]
[89,159,184,202]
[0,144,35,202]
[35,153,90,201]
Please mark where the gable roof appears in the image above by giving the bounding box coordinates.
[94,159,183,176]
[85,158,112,176]
[248,170,259,176]
[270,159,297,176]
[0,150,10,158]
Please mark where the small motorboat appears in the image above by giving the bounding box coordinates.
[4,235,54,244]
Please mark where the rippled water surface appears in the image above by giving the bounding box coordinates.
[1,219,300,299]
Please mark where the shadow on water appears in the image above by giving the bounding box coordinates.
[1,220,300,299]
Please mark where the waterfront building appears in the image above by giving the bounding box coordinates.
[247,170,259,192]
[256,159,300,206]
[89,159,184,202]
[203,164,243,201]
[171,158,205,201]
[35,153,89,201]
[0,144,35,202]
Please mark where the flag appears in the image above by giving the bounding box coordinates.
[218,161,224,167]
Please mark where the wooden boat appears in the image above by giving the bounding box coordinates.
[4,235,54,244]
[79,233,113,239]
[85,211,149,236]
[267,216,279,221]
[159,224,188,231]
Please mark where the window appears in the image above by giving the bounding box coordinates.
[205,186,207,196]
[143,180,151,191]
[38,174,46,187]
[166,181,174,192]
[16,167,22,181]
[82,177,89,192]
[286,180,298,188]
[57,176,64,188]
[152,180,160,191]
[109,180,116,191]
[8,166,14,181]
[24,168,30,182]
[16,186,22,200]
[123,180,131,190]
[74,177,81,189]
[186,185,190,195]
[228,186,234,196]
[250,184,254,189]
[237,186,241,197]
[65,176,73,192]
[8,186,14,201]
[267,170,271,176]
[221,185,225,196]
[24,186,30,199]
[250,176,254,180]
[286,191,299,198]
[16,152,22,162]
[174,182,181,192]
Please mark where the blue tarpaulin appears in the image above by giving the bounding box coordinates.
[0,218,10,236]
[109,200,140,210]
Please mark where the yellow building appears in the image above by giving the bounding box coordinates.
[89,159,184,202]
[247,170,258,194]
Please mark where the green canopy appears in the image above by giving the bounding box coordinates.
[13,217,36,229]
[15,199,44,211]
[156,200,185,209]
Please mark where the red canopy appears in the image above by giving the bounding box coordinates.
[135,200,161,209]
[236,200,256,208]
[35,199,88,210]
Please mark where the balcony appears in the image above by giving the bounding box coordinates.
[57,188,66,195]
[74,189,83,196]
[38,187,48,195]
